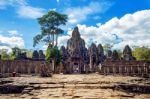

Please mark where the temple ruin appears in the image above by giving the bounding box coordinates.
[60,27,150,76]
[0,26,150,77]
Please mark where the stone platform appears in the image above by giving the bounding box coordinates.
[0,74,150,99]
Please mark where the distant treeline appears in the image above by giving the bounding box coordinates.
[0,47,45,60]
[0,46,150,62]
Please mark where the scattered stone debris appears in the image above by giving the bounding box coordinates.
[40,63,52,77]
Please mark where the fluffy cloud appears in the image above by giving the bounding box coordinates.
[17,5,45,19]
[64,1,112,24]
[0,0,45,19]
[58,10,150,50]
[0,31,25,52]
[8,30,23,36]
[58,35,70,47]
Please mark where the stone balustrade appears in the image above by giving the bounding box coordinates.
[100,60,150,77]
[0,60,51,74]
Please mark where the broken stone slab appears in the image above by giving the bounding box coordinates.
[22,87,34,94]
[82,96,100,99]
[32,84,64,89]
[119,94,135,98]
[117,84,150,94]
[0,80,13,84]
[0,84,28,94]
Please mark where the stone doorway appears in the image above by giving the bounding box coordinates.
[73,63,80,73]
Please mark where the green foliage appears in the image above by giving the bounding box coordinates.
[46,44,54,61]
[10,47,28,60]
[46,44,62,65]
[133,47,150,61]
[11,47,21,60]
[33,34,43,47]
[26,50,33,58]
[0,48,40,60]
[103,44,113,53]
[33,10,68,47]
[0,49,10,60]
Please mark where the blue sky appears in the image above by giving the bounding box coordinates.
[0,0,150,52]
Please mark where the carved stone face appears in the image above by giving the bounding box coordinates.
[72,27,80,38]
[67,26,86,54]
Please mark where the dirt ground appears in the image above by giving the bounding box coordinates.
[0,74,150,99]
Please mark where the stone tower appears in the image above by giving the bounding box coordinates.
[123,45,136,61]
[88,43,98,72]
[65,27,88,73]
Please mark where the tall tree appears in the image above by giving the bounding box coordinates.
[33,10,67,47]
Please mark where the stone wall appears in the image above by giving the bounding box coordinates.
[100,60,150,77]
[0,60,149,77]
[0,60,51,74]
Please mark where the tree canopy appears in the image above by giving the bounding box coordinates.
[33,10,68,47]
[133,47,150,62]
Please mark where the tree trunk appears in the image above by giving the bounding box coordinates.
[52,59,55,73]
[52,33,54,47]
[56,34,58,46]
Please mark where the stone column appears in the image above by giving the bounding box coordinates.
[89,56,92,72]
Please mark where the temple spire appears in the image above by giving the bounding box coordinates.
[72,26,80,38]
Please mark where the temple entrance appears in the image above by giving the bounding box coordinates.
[73,63,80,73]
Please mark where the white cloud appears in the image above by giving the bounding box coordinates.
[0,0,45,19]
[58,35,70,47]
[58,10,150,50]
[8,30,23,36]
[0,46,12,53]
[17,5,45,19]
[64,1,111,24]
[0,35,24,48]
[0,30,25,52]
[0,0,26,9]
[42,45,48,50]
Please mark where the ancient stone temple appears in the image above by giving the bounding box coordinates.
[0,26,149,77]
[60,26,150,76]
[63,27,88,73]
[60,27,107,74]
